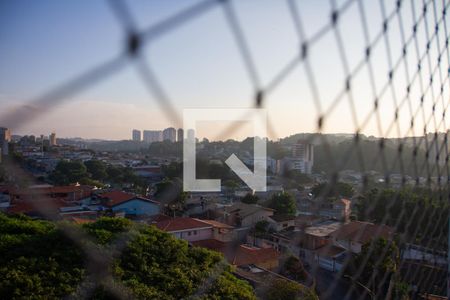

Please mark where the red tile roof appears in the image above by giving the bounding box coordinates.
[231,245,279,266]
[331,221,394,244]
[100,191,134,205]
[148,214,173,223]
[100,190,159,207]
[196,219,234,229]
[11,185,92,195]
[10,185,93,202]
[7,198,67,215]
[154,217,213,232]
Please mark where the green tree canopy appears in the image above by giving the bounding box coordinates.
[49,160,88,185]
[84,159,108,181]
[0,214,84,298]
[0,214,256,299]
[265,279,317,300]
[254,220,270,237]
[282,256,307,281]
[350,238,399,295]
[268,192,296,216]
[356,188,448,250]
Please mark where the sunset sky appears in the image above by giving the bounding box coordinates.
[0,0,447,140]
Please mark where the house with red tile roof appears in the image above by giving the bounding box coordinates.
[231,244,279,270]
[5,185,96,216]
[154,217,214,242]
[7,197,68,217]
[9,185,93,203]
[330,221,394,254]
[191,240,280,270]
[153,217,234,242]
[99,190,160,216]
[197,219,235,242]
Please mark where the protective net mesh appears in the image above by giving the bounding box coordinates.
[0,0,449,299]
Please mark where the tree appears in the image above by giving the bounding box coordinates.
[351,238,399,294]
[0,214,84,298]
[105,165,147,194]
[162,162,182,179]
[265,279,317,300]
[155,178,187,208]
[155,179,187,215]
[355,188,448,250]
[392,280,409,300]
[200,269,256,300]
[0,213,257,299]
[49,160,88,185]
[267,141,288,160]
[83,217,132,244]
[242,193,259,204]
[282,256,306,281]
[254,220,270,237]
[268,192,296,216]
[84,160,107,181]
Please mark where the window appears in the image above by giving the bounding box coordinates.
[188,231,191,236]
[193,230,197,235]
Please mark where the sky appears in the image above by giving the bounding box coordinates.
[0,0,448,140]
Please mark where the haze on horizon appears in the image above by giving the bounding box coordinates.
[1,0,447,141]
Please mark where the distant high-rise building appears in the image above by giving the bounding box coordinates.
[132,129,141,141]
[0,127,11,156]
[289,140,314,174]
[163,127,176,142]
[143,130,162,143]
[187,129,195,142]
[49,132,57,146]
[177,128,184,142]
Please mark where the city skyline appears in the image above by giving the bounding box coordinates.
[1,1,446,140]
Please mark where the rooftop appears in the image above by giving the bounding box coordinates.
[231,245,279,266]
[225,203,274,218]
[100,190,159,207]
[304,220,343,237]
[331,221,394,244]
[197,219,234,229]
[154,217,213,232]
[315,245,347,258]
[269,214,296,222]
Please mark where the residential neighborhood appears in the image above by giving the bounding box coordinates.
[0,129,447,299]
